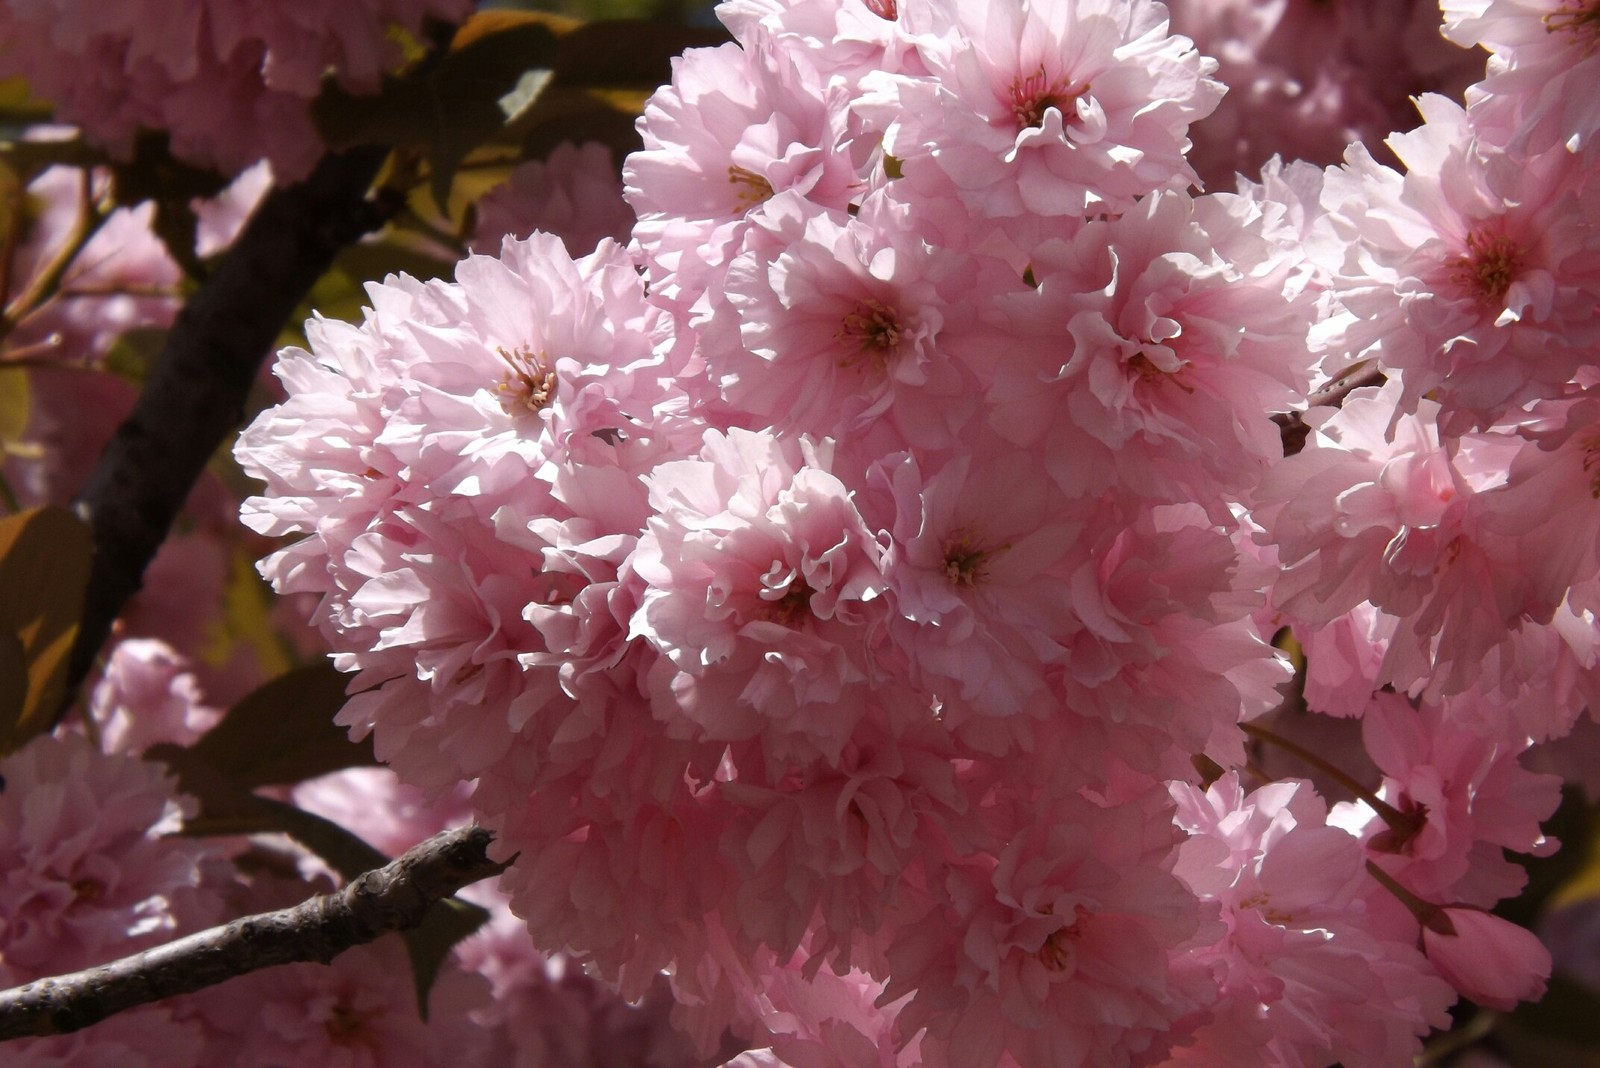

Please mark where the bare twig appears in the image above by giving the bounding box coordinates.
[0,169,108,344]
[0,825,508,1041]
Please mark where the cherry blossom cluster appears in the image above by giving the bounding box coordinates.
[1,643,720,1068]
[1162,0,1486,186]
[230,0,1599,1064]
[0,0,471,178]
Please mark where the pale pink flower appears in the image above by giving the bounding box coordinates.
[472,143,636,259]
[855,0,1222,218]
[1295,605,1395,719]
[1170,773,1457,1066]
[1055,508,1288,775]
[1168,0,1484,187]
[0,732,224,979]
[237,234,672,790]
[0,0,472,178]
[720,0,926,96]
[4,1006,206,1068]
[88,638,222,755]
[629,429,891,763]
[882,790,1213,1068]
[1317,97,1600,428]
[716,718,969,960]
[185,919,492,1067]
[1421,905,1551,1010]
[735,949,922,1068]
[869,444,1085,726]
[1339,693,1561,907]
[1257,381,1539,697]
[1443,0,1600,156]
[625,39,858,309]
[707,192,985,460]
[987,190,1314,511]
[2,166,182,373]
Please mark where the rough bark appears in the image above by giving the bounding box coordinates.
[0,824,505,1041]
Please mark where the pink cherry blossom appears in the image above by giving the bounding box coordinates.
[471,142,636,260]
[706,191,986,461]
[0,732,226,980]
[624,39,858,310]
[0,0,472,178]
[630,429,892,763]
[882,790,1214,1068]
[1317,96,1600,428]
[1337,693,1561,907]
[1167,0,1484,187]
[87,638,222,756]
[1442,0,1600,156]
[1170,773,1456,1066]
[986,189,1314,511]
[1421,905,1551,1011]
[856,0,1223,218]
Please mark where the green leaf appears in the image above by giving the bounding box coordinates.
[0,368,31,448]
[0,506,92,754]
[312,18,560,211]
[198,547,294,682]
[509,86,646,165]
[0,138,101,187]
[248,794,390,879]
[177,661,376,790]
[403,895,490,1020]
[544,20,728,90]
[0,76,54,126]
[0,629,27,730]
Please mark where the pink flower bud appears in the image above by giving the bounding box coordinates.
[1422,907,1551,1010]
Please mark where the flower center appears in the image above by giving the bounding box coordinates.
[496,346,556,415]
[1239,892,1295,926]
[1036,903,1090,972]
[1583,434,1600,499]
[863,0,897,19]
[728,165,774,212]
[942,530,1006,586]
[1545,0,1600,46]
[71,877,104,905]
[762,575,815,626]
[837,298,903,369]
[1368,794,1430,855]
[1451,230,1523,306]
[1128,351,1196,393]
[1009,66,1084,129]
[325,1001,381,1044]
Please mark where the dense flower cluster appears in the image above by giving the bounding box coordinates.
[0,0,472,177]
[1164,0,1486,186]
[228,0,1600,1063]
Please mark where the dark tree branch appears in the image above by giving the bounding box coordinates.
[63,143,395,718]
[0,825,508,1041]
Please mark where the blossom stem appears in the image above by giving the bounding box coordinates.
[1239,720,1415,831]
[1363,859,1446,931]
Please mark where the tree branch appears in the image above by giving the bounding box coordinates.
[63,142,395,718]
[0,824,508,1041]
